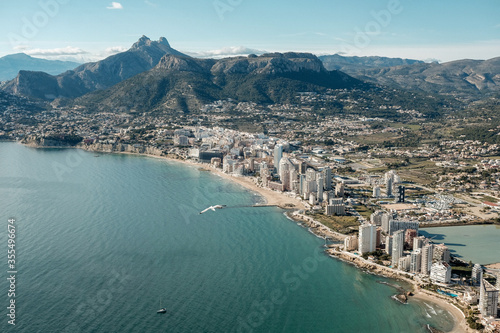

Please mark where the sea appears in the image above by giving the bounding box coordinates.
[0,142,454,332]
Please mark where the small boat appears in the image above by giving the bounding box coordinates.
[157,299,166,313]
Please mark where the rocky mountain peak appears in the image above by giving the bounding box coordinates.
[131,35,153,49]
[158,37,171,48]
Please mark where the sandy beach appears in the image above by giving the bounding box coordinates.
[485,262,500,270]
[157,155,306,210]
[410,290,469,333]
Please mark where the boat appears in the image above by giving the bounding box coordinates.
[157,299,166,314]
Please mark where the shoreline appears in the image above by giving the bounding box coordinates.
[22,142,472,332]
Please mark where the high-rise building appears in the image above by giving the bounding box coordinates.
[391,230,405,268]
[433,244,451,264]
[381,215,392,234]
[430,262,452,284]
[398,255,411,272]
[386,177,393,197]
[373,186,381,198]
[335,182,345,198]
[413,236,425,251]
[405,229,418,249]
[322,167,332,191]
[359,224,377,254]
[316,175,324,202]
[420,244,434,275]
[370,211,388,226]
[389,220,419,236]
[326,198,345,216]
[479,279,499,318]
[385,235,393,255]
[344,235,358,251]
[396,185,405,203]
[410,249,422,273]
[274,144,283,173]
[472,264,483,286]
[279,158,291,190]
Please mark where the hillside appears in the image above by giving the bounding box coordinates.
[0,53,80,82]
[1,36,187,100]
[74,53,366,113]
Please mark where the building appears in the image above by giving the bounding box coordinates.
[410,249,422,273]
[405,229,418,249]
[389,220,419,236]
[274,144,283,173]
[370,211,389,226]
[373,186,381,198]
[174,135,189,146]
[386,177,393,197]
[359,224,377,254]
[385,235,393,256]
[325,198,345,216]
[479,279,499,318]
[396,185,405,203]
[381,215,392,234]
[420,244,434,275]
[398,255,411,271]
[344,235,358,251]
[391,230,405,268]
[430,261,452,284]
[322,167,332,191]
[413,236,425,251]
[433,244,451,264]
[316,175,324,202]
[471,264,483,286]
[335,182,345,198]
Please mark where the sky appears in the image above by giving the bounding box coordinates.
[0,0,499,63]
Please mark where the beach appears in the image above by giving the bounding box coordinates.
[411,290,469,333]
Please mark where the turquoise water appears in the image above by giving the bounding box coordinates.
[0,142,454,332]
[420,224,500,264]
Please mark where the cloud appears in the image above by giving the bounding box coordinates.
[188,46,266,58]
[107,2,123,10]
[104,46,128,55]
[25,46,88,56]
[144,0,157,7]
[13,45,30,51]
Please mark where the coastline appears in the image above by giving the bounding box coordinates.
[22,142,471,332]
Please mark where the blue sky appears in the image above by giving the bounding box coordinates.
[0,0,499,63]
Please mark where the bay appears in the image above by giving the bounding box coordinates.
[0,142,454,332]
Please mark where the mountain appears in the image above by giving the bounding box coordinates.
[74,52,366,113]
[322,55,500,99]
[0,53,80,82]
[1,36,187,100]
[319,54,423,72]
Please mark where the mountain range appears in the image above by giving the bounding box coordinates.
[75,52,364,113]
[0,53,80,82]
[1,35,498,112]
[1,36,186,100]
[321,54,500,99]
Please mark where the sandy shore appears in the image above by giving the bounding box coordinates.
[485,262,500,269]
[410,290,470,333]
[123,152,307,210]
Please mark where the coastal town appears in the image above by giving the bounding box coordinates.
[2,98,500,332]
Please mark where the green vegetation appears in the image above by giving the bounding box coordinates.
[352,205,374,219]
[312,213,359,234]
